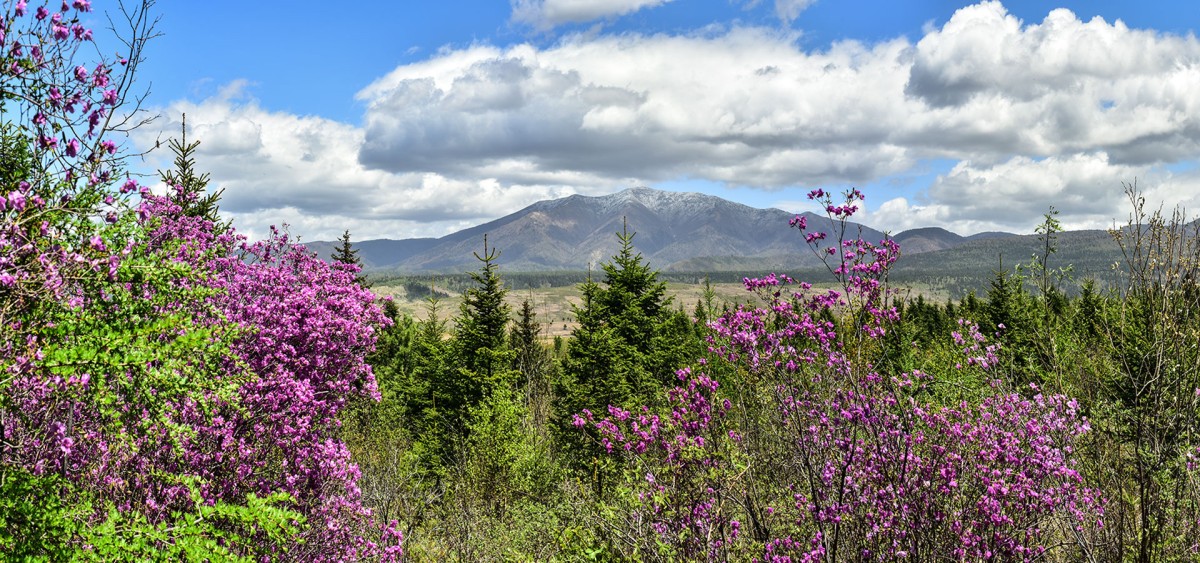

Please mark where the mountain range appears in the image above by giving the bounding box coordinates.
[306,187,937,273]
[304,187,1121,279]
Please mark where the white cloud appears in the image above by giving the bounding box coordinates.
[352,2,1200,233]
[135,96,598,242]
[141,2,1200,240]
[357,28,918,188]
[903,1,1200,164]
[774,0,816,24]
[874,153,1157,234]
[512,0,675,29]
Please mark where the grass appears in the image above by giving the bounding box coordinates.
[372,275,952,339]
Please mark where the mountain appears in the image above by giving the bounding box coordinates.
[890,228,1124,296]
[307,187,1015,274]
[304,237,439,269]
[892,227,968,254]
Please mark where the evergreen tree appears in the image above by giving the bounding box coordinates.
[1074,278,1103,338]
[694,275,718,324]
[454,235,512,384]
[365,299,419,421]
[330,229,368,286]
[985,265,1017,334]
[438,235,516,448]
[158,114,225,224]
[559,221,702,441]
[510,298,555,430]
[331,229,361,265]
[510,298,543,374]
[404,293,454,468]
[561,273,632,419]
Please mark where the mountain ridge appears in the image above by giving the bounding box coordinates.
[304,187,1014,273]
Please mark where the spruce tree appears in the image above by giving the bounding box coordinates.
[367,299,419,418]
[561,273,631,418]
[438,235,516,445]
[598,220,668,356]
[408,293,453,467]
[158,114,225,224]
[330,229,368,286]
[510,297,555,429]
[455,235,511,382]
[560,220,701,436]
[510,298,543,374]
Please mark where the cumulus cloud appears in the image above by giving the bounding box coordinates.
[352,1,1200,233]
[873,153,1171,234]
[512,0,675,29]
[903,1,1200,165]
[142,1,1200,240]
[357,29,919,188]
[135,95,597,242]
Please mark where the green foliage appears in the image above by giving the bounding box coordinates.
[370,296,452,468]
[158,114,225,225]
[80,487,302,562]
[349,185,1200,561]
[0,457,303,562]
[454,235,512,383]
[510,297,555,429]
[561,222,700,424]
[330,229,369,287]
[0,470,82,560]
[463,387,560,514]
[561,275,633,416]
[0,124,35,189]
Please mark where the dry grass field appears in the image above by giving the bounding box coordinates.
[371,277,949,339]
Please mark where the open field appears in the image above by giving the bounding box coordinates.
[371,279,758,338]
[371,275,950,338]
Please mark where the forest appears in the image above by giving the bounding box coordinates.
[4,2,1200,562]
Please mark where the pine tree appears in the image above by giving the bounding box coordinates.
[561,272,630,413]
[331,229,360,265]
[509,298,554,430]
[560,220,701,432]
[694,275,718,324]
[367,299,419,414]
[159,114,225,224]
[985,264,1016,335]
[435,235,516,447]
[510,298,542,372]
[598,219,669,336]
[455,235,511,383]
[330,229,368,286]
[410,293,453,467]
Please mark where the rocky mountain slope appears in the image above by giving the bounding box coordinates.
[306,187,1011,273]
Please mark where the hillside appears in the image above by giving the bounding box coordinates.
[308,187,938,273]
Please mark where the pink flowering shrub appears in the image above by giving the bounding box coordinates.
[574,366,743,560]
[3,188,405,559]
[141,193,404,559]
[580,189,1103,560]
[1,2,402,558]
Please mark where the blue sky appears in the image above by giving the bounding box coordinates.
[114,0,1200,241]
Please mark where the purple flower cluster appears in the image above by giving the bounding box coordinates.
[580,188,1103,560]
[1,6,403,556]
[140,194,403,559]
